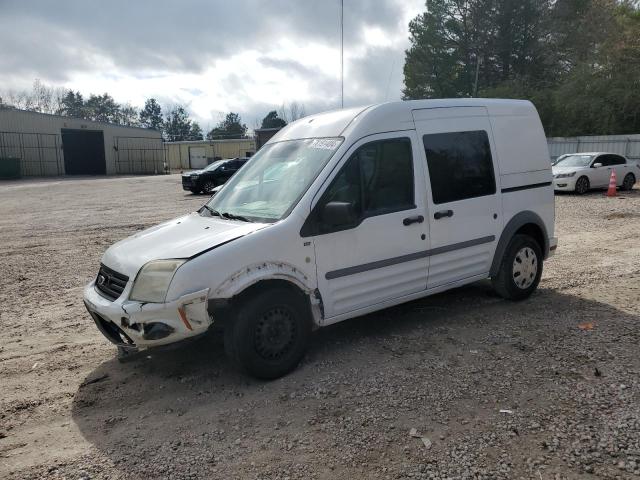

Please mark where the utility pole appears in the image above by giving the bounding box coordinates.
[473,55,482,97]
[340,0,344,108]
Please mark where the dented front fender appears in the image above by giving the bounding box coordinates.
[214,261,323,326]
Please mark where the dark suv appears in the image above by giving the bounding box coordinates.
[181,157,249,194]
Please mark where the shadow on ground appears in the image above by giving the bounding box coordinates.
[71,282,640,478]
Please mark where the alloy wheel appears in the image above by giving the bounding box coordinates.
[623,174,635,191]
[575,177,589,194]
[203,181,215,194]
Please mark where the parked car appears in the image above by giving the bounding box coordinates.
[552,152,638,194]
[84,99,557,379]
[551,154,568,166]
[181,157,249,194]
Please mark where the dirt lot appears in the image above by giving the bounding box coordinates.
[0,175,639,480]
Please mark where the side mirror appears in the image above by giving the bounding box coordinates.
[592,163,603,168]
[322,201,356,227]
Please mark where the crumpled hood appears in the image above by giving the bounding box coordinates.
[101,212,267,277]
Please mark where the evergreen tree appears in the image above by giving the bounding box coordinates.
[260,110,287,129]
[164,106,194,141]
[403,0,640,136]
[59,91,86,118]
[189,122,204,140]
[139,98,164,131]
[85,93,120,123]
[207,112,248,139]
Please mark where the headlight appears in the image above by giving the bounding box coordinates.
[555,172,576,179]
[129,259,185,303]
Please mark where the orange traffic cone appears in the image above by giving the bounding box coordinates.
[607,170,617,197]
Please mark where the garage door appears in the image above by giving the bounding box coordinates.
[189,147,207,169]
[62,129,106,175]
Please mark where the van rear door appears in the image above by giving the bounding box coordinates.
[412,107,502,288]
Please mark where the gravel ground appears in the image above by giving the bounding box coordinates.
[0,175,639,480]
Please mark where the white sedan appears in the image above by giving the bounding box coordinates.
[552,152,638,194]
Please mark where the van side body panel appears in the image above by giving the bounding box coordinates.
[171,100,554,327]
[488,106,555,265]
[412,106,503,289]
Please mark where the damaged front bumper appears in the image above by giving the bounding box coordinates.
[83,282,212,351]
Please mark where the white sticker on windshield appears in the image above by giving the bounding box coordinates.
[309,139,341,150]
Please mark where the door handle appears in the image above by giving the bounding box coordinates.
[402,215,424,226]
[434,210,454,220]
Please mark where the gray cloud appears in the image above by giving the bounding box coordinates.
[0,0,422,124]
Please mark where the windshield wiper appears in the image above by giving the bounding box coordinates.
[221,211,251,222]
[201,205,223,217]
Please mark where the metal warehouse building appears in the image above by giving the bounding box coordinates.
[548,134,640,162]
[0,108,163,176]
[164,139,256,170]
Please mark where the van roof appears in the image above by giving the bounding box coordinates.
[269,99,536,144]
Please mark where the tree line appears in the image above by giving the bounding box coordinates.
[403,0,640,137]
[0,80,304,141]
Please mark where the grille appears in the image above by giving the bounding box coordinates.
[95,264,129,301]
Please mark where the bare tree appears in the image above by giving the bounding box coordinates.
[278,101,307,123]
[118,103,140,126]
[0,79,68,114]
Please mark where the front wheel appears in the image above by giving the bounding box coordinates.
[492,234,543,301]
[202,180,217,195]
[224,287,312,379]
[622,173,636,191]
[575,176,590,195]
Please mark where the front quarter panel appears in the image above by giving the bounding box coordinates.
[165,217,318,312]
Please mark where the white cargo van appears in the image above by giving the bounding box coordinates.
[84,99,557,378]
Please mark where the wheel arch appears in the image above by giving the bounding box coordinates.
[212,262,323,326]
[490,211,549,277]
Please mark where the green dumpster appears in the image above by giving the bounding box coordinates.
[0,157,21,179]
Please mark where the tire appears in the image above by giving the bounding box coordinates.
[224,287,312,379]
[575,176,590,195]
[202,180,216,195]
[190,188,201,195]
[491,234,543,301]
[621,173,635,191]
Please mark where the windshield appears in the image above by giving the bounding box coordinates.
[204,160,225,171]
[204,138,343,223]
[554,154,593,168]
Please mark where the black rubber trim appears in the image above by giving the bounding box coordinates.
[325,235,495,280]
[501,181,552,193]
[489,211,549,276]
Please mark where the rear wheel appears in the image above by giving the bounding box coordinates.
[575,176,590,194]
[224,287,312,379]
[492,234,543,301]
[622,173,635,191]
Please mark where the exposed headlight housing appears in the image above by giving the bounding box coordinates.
[555,171,577,179]
[129,259,185,303]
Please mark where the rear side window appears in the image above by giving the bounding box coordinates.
[597,154,625,166]
[610,155,626,165]
[422,131,496,204]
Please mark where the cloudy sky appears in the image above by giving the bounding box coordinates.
[0,0,424,128]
